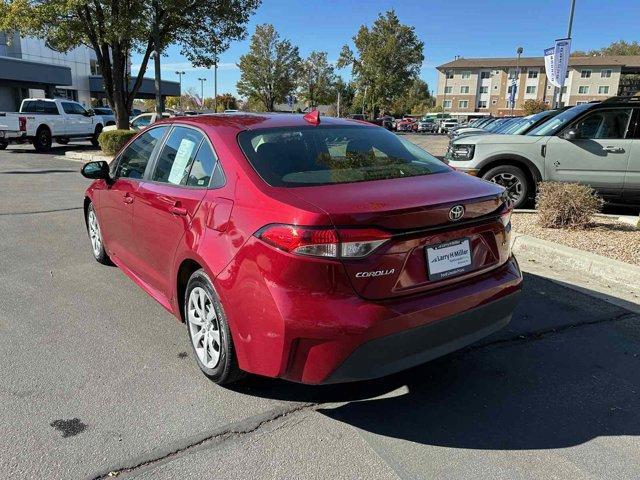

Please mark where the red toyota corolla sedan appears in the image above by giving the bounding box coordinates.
[81,112,522,385]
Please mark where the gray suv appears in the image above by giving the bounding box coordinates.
[446,97,640,208]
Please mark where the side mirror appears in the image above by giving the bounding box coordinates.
[81,161,111,181]
[562,129,577,140]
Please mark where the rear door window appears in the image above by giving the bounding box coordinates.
[151,126,204,186]
[238,126,449,187]
[572,108,633,139]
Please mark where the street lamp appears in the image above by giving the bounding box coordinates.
[197,77,207,110]
[510,47,523,116]
[175,71,185,109]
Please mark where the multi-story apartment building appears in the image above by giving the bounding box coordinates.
[436,55,640,116]
[0,33,179,111]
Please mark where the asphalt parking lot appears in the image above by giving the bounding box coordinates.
[1,145,640,479]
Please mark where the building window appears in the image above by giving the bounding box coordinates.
[477,100,487,109]
[580,69,591,78]
[461,71,471,79]
[598,85,610,94]
[493,85,498,90]
[528,70,539,79]
[444,86,452,94]
[562,86,568,93]
[460,86,470,94]
[526,86,536,94]
[443,100,452,108]
[575,101,588,105]
[507,85,516,94]
[578,85,589,94]
[480,71,490,79]
[90,59,101,76]
[458,100,469,108]
[479,86,489,94]
[445,71,454,79]
[600,69,612,78]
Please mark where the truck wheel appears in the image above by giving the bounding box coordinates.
[482,165,531,209]
[91,125,103,147]
[57,138,70,145]
[33,127,52,152]
[0,141,8,150]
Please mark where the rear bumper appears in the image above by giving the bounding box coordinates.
[324,290,520,383]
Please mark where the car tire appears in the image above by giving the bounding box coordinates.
[86,202,112,265]
[33,127,52,152]
[0,141,8,150]
[185,269,244,385]
[91,125,103,147]
[57,138,70,145]
[482,165,531,209]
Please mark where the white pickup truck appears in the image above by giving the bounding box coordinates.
[0,98,105,152]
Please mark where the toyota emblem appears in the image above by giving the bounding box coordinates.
[449,205,465,221]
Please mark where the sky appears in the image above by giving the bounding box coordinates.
[131,0,640,100]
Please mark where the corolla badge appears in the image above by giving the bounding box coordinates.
[449,204,465,221]
[355,269,395,278]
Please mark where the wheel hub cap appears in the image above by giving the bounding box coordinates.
[88,210,102,257]
[489,173,523,203]
[187,287,221,368]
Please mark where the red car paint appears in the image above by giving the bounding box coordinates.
[84,113,522,384]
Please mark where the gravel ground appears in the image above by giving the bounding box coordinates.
[512,212,640,266]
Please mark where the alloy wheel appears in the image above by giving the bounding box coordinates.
[489,172,523,204]
[88,208,102,257]
[187,287,221,369]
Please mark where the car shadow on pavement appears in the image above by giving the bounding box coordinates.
[4,144,94,155]
[230,272,640,450]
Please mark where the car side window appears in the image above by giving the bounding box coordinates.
[44,102,58,114]
[573,108,633,140]
[62,102,76,114]
[187,141,223,188]
[152,127,204,186]
[114,127,168,180]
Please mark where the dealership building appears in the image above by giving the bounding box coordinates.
[435,55,640,117]
[0,32,179,112]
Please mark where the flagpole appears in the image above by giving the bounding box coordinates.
[557,0,576,108]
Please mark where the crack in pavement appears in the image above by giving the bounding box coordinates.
[90,403,314,480]
[0,206,83,216]
[89,309,639,479]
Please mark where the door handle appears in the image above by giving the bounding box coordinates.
[603,146,624,153]
[123,193,133,204]
[170,205,188,216]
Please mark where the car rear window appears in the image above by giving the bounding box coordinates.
[238,125,449,187]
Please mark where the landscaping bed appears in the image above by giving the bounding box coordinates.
[512,212,640,266]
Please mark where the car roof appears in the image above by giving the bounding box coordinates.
[154,112,375,133]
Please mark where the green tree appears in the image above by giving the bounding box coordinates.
[297,51,337,108]
[572,40,640,56]
[202,93,238,111]
[390,78,433,116]
[237,24,301,111]
[0,0,259,128]
[523,99,548,115]
[337,10,424,117]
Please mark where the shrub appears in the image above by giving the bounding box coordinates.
[536,182,604,229]
[98,129,137,156]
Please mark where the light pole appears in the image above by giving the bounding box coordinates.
[557,0,576,108]
[213,54,218,112]
[510,47,523,116]
[197,78,207,110]
[175,71,185,110]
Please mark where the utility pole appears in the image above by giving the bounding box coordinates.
[197,78,207,110]
[557,0,576,108]
[510,47,523,116]
[152,0,163,115]
[337,90,341,117]
[213,49,218,112]
[175,71,185,110]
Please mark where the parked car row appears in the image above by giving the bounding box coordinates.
[446,97,640,208]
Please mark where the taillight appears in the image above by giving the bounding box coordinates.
[19,116,26,132]
[256,224,391,259]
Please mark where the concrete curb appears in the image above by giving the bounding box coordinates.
[62,150,112,163]
[511,232,640,290]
